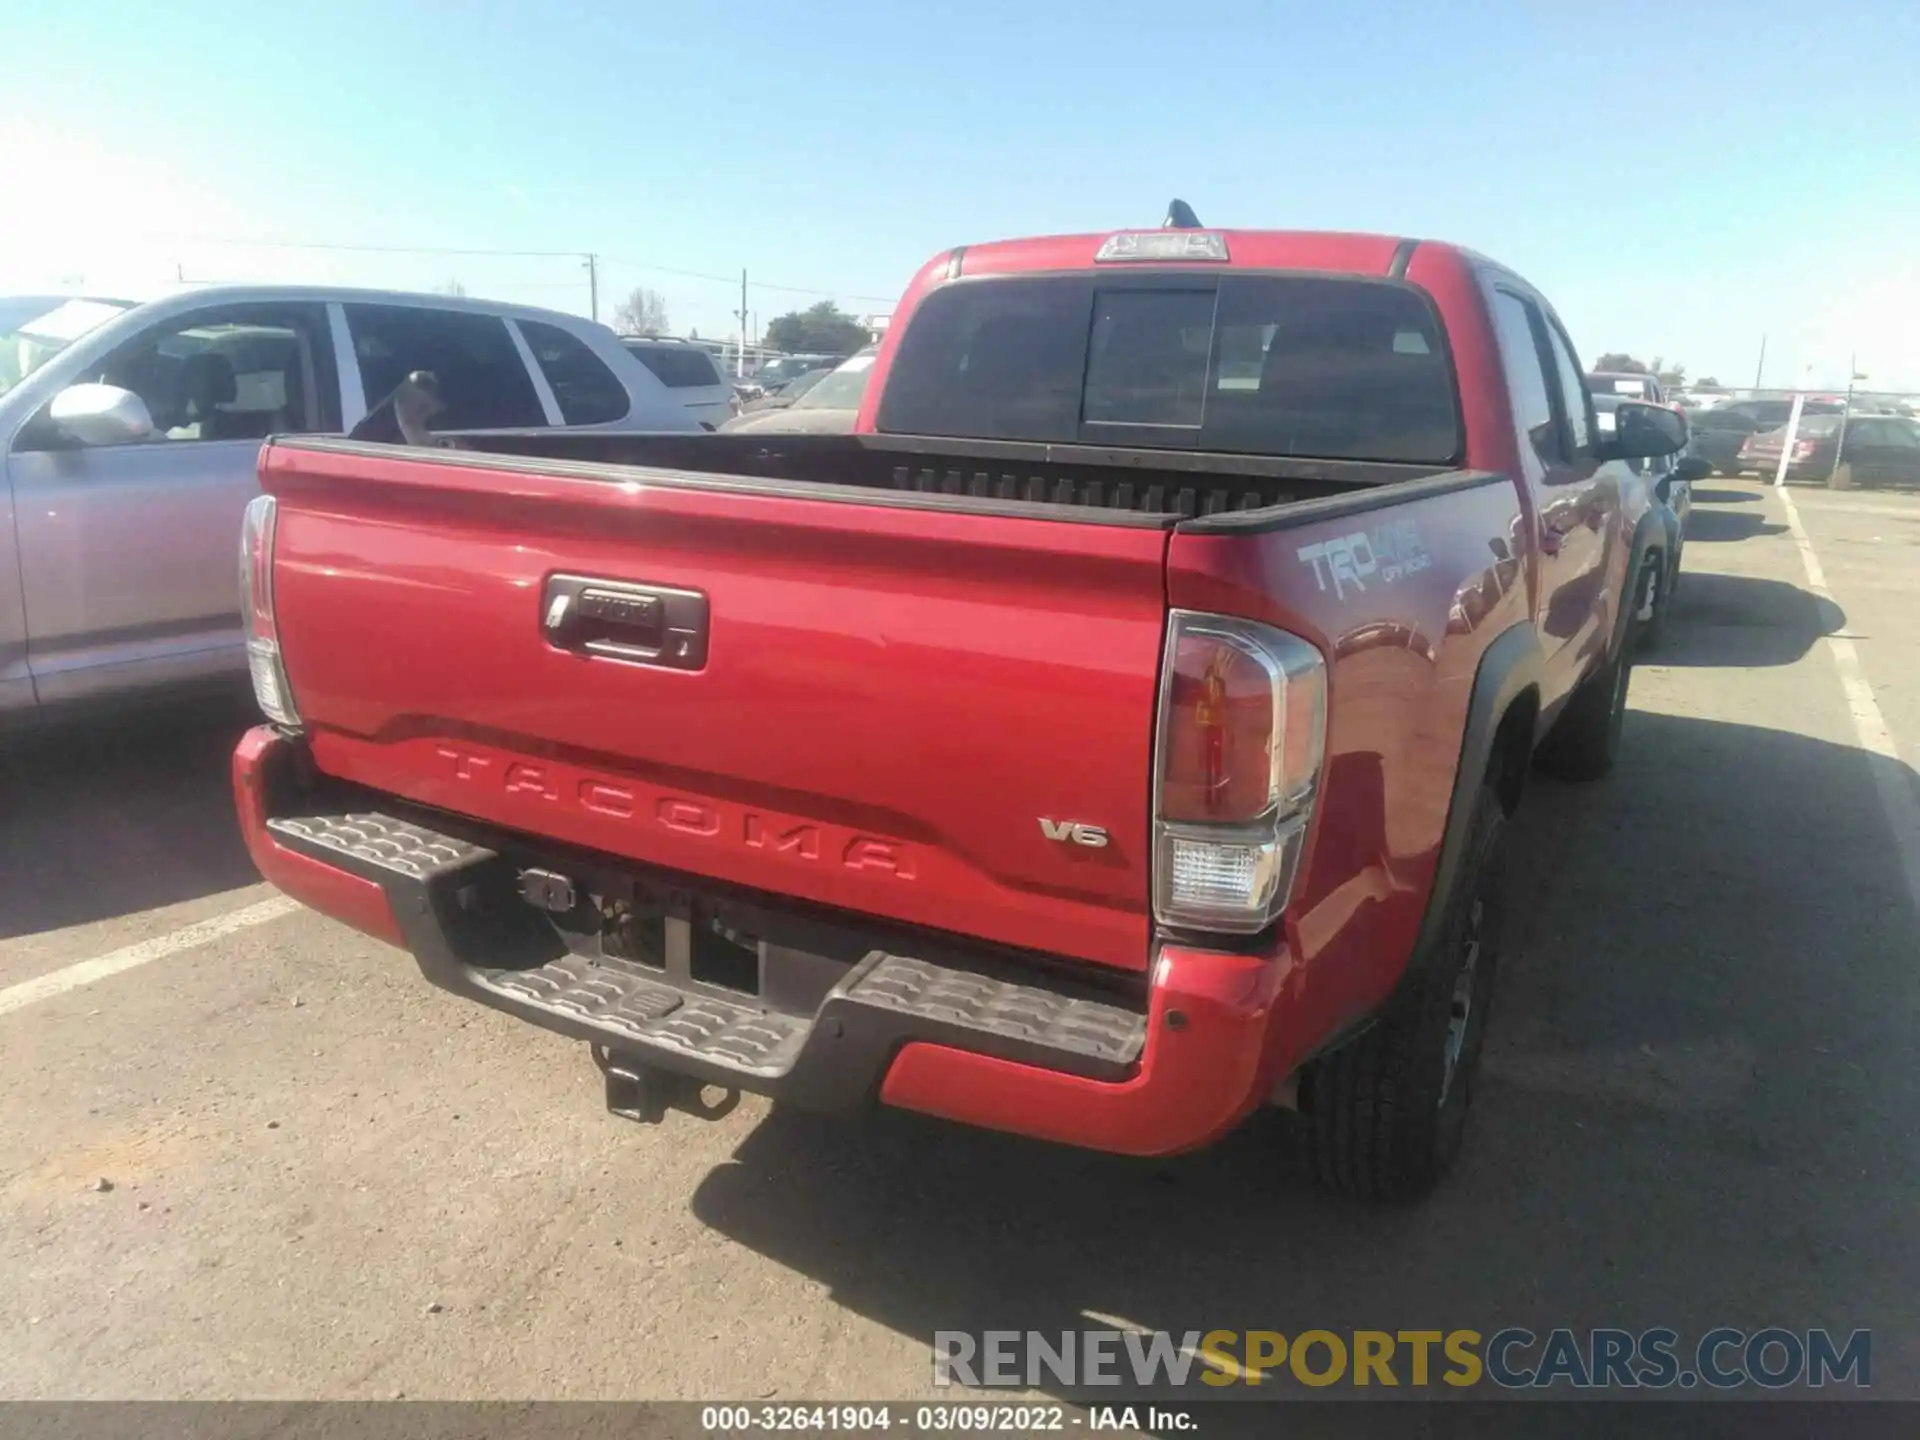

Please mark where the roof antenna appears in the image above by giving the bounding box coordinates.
[1162,199,1202,229]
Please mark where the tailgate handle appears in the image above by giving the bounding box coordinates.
[542,575,709,671]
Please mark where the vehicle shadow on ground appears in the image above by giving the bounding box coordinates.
[1684,509,1787,543]
[0,690,261,938]
[1685,487,1759,505]
[690,709,1920,1405]
[1652,572,1843,668]
[1789,481,1920,497]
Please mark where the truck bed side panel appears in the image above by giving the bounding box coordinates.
[1166,473,1530,1073]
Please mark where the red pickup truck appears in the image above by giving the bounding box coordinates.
[232,217,1686,1199]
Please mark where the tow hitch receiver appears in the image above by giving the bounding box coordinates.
[593,1045,741,1125]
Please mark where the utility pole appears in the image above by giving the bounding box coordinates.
[1830,352,1863,489]
[583,253,599,323]
[734,269,749,378]
[1753,334,1768,391]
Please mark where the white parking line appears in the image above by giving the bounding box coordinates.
[1777,486,1920,920]
[0,896,300,1020]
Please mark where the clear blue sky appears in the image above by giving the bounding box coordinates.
[4,0,1917,387]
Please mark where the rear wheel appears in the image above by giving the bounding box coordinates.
[1717,463,1745,478]
[1301,785,1508,1202]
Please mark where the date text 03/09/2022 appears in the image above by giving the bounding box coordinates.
[699,1404,1184,1433]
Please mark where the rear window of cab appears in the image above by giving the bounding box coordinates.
[876,273,1461,465]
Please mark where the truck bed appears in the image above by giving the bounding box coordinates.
[421,428,1453,521]
[252,428,1503,981]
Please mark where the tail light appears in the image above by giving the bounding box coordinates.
[1152,612,1326,934]
[238,494,301,727]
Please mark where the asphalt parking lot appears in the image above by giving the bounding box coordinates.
[3,478,1919,1404]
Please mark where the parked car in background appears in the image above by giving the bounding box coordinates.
[1586,371,1666,406]
[732,365,833,416]
[1740,413,1920,489]
[1674,391,1731,412]
[1726,397,1844,429]
[1687,406,1762,476]
[619,337,734,428]
[1595,393,1709,640]
[752,353,842,393]
[1693,398,1844,476]
[719,346,876,434]
[0,286,700,717]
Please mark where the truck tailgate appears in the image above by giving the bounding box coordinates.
[261,441,1171,972]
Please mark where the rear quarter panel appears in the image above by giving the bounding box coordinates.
[1168,473,1529,1082]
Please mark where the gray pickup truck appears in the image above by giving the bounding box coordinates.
[0,286,699,717]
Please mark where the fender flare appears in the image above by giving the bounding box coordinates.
[1332,511,1667,1039]
[1405,620,1543,977]
[1419,506,1663,957]
[1612,507,1669,656]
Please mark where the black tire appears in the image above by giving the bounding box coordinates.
[1302,784,1508,1202]
[1535,609,1635,782]
[1717,463,1745,478]
[1633,549,1676,652]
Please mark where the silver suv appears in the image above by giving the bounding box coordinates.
[619,338,735,429]
[0,286,700,716]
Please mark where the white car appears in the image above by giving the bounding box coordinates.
[0,285,700,715]
[619,337,736,429]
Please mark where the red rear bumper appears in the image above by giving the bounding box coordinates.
[881,948,1280,1154]
[234,725,1282,1156]
[233,726,405,948]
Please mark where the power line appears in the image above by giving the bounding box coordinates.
[174,272,610,293]
[155,233,587,260]
[597,255,894,303]
[154,233,896,305]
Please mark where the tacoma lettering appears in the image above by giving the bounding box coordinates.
[435,745,494,781]
[656,798,721,836]
[843,838,913,878]
[503,763,557,800]
[578,779,636,818]
[745,815,821,858]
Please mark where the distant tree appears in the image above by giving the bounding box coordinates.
[1593,353,1650,374]
[440,279,468,297]
[613,287,671,336]
[1650,356,1687,391]
[764,300,869,357]
[1694,376,1725,391]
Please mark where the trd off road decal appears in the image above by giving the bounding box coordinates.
[1297,518,1432,600]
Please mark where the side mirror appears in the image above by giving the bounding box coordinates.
[1671,455,1712,484]
[49,383,155,446]
[1597,399,1686,462]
